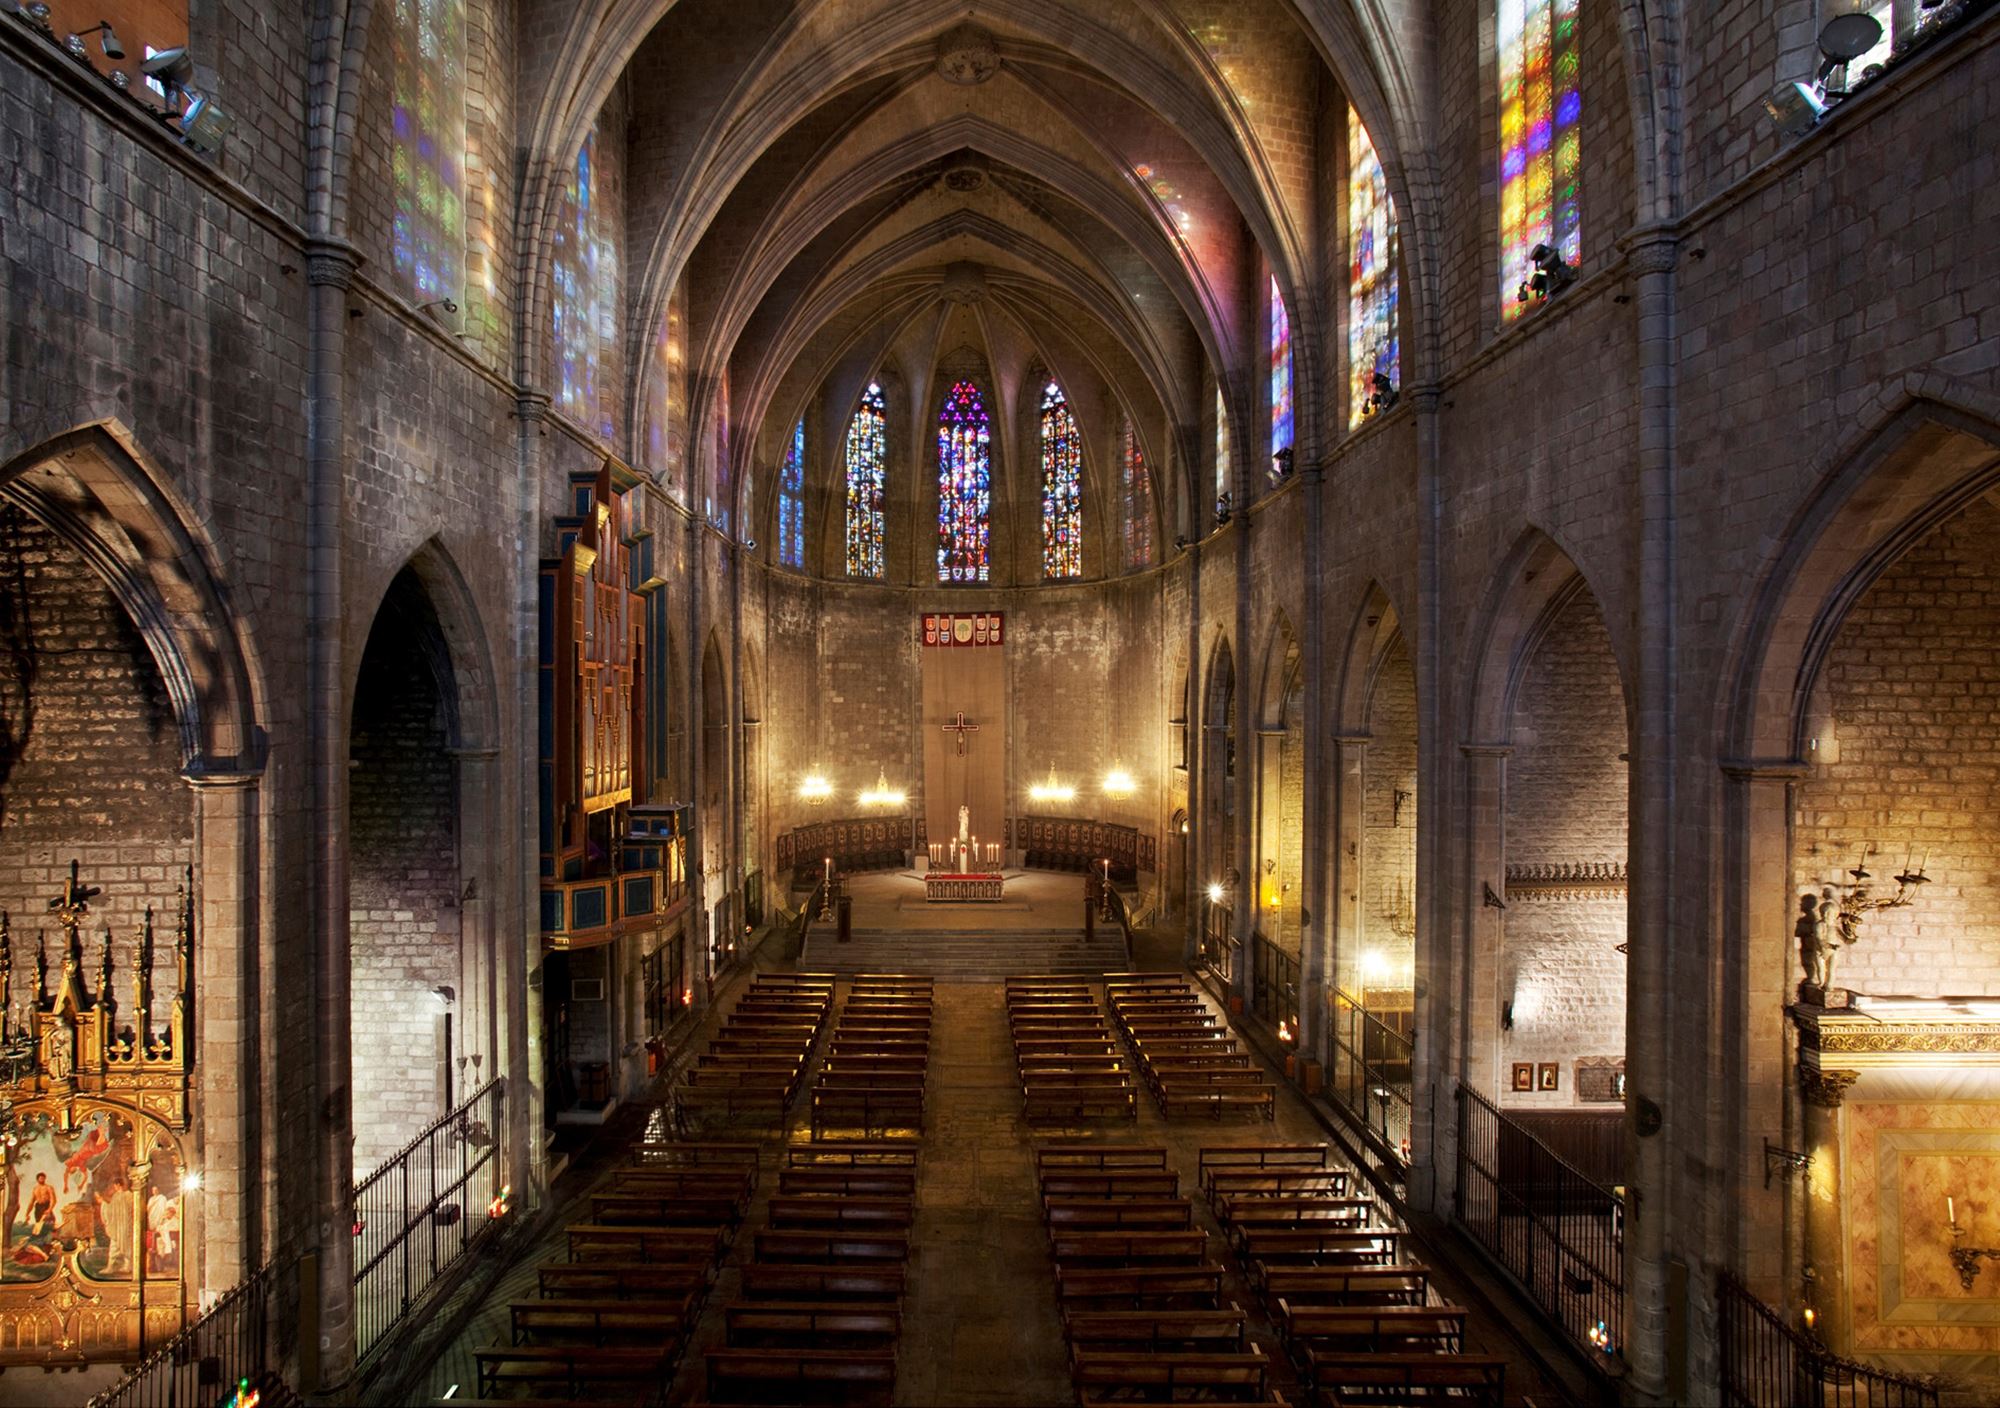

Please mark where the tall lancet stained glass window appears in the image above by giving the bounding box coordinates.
[390,0,465,304]
[778,418,806,569]
[1349,108,1400,426]
[845,383,887,579]
[1040,382,1083,580]
[1269,277,1293,464]
[1215,387,1231,499]
[1498,0,1581,321]
[936,381,992,584]
[553,133,616,439]
[1121,420,1154,572]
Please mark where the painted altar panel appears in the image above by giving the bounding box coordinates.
[1846,1093,2000,1370]
[3,1105,183,1285]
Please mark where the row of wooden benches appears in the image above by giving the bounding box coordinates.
[810,974,934,1139]
[1006,975,1139,1123]
[699,1137,924,1407]
[681,973,836,1123]
[1105,973,1276,1122]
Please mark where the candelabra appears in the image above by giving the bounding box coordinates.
[1948,1200,2000,1290]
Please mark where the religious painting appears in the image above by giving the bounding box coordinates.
[1512,1062,1534,1092]
[1537,1062,1560,1092]
[2,1106,182,1285]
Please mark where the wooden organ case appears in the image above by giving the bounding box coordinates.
[539,463,687,949]
[0,862,197,1366]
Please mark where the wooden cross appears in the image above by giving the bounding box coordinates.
[940,711,980,756]
[48,860,99,934]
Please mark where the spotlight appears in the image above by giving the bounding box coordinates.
[1516,242,1576,306]
[420,297,459,316]
[140,45,193,90]
[181,1169,202,1193]
[179,93,233,153]
[431,984,455,1008]
[1817,10,1884,84]
[68,21,124,60]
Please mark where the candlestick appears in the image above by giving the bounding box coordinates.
[1950,1195,1956,1227]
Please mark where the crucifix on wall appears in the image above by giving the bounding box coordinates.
[941,711,980,756]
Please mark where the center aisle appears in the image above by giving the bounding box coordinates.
[898,983,1071,1405]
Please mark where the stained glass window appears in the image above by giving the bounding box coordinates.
[1040,382,1083,580]
[1349,109,1401,427]
[1215,386,1231,498]
[778,418,806,569]
[1121,420,1154,572]
[553,134,616,438]
[936,381,991,584]
[1269,277,1293,465]
[1498,0,1581,320]
[844,383,887,579]
[390,0,465,304]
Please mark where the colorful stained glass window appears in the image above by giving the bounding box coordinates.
[936,381,991,584]
[390,0,465,304]
[553,134,616,439]
[1269,277,1293,465]
[1215,386,1231,498]
[845,383,887,579]
[1040,382,1083,580]
[1121,420,1154,572]
[1498,0,1581,321]
[778,418,806,569]
[1349,109,1401,427]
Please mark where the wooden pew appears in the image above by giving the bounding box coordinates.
[589,1189,747,1228]
[1301,1351,1505,1408]
[787,1139,921,1169]
[1071,1347,1268,1403]
[1216,1196,1376,1244]
[725,1302,902,1350]
[1255,1265,1429,1310]
[1204,1169,1348,1209]
[475,1344,673,1399]
[1056,1266,1225,1311]
[566,1223,726,1267]
[1045,1198,1192,1233]
[1239,1229,1408,1283]
[703,1347,897,1405]
[780,1166,918,1199]
[1159,1082,1276,1122]
[1276,1302,1467,1358]
[509,1293,693,1346]
[768,1196,915,1233]
[626,1140,761,1176]
[1037,1145,1168,1172]
[1198,1144,1330,1184]
[1021,1076,1138,1123]
[537,1259,710,1302]
[810,1083,926,1139]
[739,1263,906,1303]
[1039,1170,1180,1202]
[608,1167,755,1202]
[1063,1307,1248,1355]
[1048,1231,1210,1268]
[754,1230,910,1266]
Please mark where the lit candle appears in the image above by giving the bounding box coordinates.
[1949,1195,1956,1226]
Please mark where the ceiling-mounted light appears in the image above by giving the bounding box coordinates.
[1028,766,1075,805]
[798,771,834,806]
[1101,765,1136,798]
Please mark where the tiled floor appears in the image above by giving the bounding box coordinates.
[421,961,1567,1406]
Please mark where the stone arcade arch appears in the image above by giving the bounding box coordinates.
[1720,395,2000,1370]
[699,631,732,975]
[1198,635,1237,983]
[1253,614,1306,1027]
[0,425,265,1298]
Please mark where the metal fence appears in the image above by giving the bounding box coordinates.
[1718,1272,1939,1408]
[86,1257,296,1408]
[1454,1082,1623,1369]
[352,1077,508,1361]
[1325,988,1414,1161]
[1249,932,1300,1033]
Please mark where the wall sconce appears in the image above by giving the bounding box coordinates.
[1947,1196,2000,1290]
[1206,881,1228,906]
[1101,765,1136,798]
[798,770,834,805]
[66,21,124,60]
[857,769,906,808]
[1763,1137,1812,1188]
[1029,766,1075,805]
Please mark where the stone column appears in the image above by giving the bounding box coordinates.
[1410,384,1445,1212]
[512,391,551,1201]
[1298,457,1329,1061]
[450,747,501,1091]
[304,234,358,1395]
[1328,735,1369,1003]
[1431,742,1509,1210]
[185,767,262,1300]
[1799,1066,1859,1349]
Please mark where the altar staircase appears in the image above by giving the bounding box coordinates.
[801,925,1127,979]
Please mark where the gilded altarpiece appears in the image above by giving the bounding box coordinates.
[540,463,684,948]
[0,863,195,1365]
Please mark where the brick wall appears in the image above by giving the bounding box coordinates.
[0,508,191,988]
[1797,496,2000,995]
[348,573,460,1171]
[1501,588,1628,1107]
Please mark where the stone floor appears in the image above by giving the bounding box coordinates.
[420,957,1569,1407]
[839,867,1095,930]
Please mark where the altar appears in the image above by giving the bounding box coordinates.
[925,871,1005,903]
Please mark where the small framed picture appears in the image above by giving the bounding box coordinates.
[1537,1063,1560,1092]
[1512,1063,1534,1092]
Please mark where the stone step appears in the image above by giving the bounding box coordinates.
[801,926,1129,978]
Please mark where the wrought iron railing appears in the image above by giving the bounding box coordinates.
[1250,932,1299,1032]
[1325,988,1414,1161]
[86,1257,297,1408]
[1196,903,1235,986]
[351,1077,508,1362]
[1454,1082,1623,1370]
[1718,1272,1939,1408]
[1104,885,1136,966]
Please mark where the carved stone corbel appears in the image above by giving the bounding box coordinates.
[1799,1066,1860,1109]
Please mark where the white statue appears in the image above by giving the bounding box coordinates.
[958,805,971,873]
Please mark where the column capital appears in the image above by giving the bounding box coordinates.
[1799,1065,1860,1109]
[180,764,263,791]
